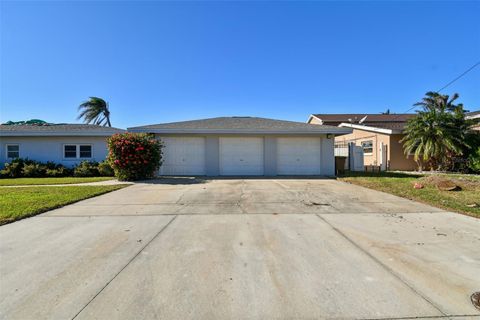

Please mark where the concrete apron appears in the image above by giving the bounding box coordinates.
[0,179,479,320]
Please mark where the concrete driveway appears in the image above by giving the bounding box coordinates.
[1,178,479,320]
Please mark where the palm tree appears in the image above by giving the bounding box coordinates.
[381,108,391,114]
[401,92,471,170]
[77,97,112,127]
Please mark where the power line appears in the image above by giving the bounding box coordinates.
[436,60,480,93]
[392,60,480,118]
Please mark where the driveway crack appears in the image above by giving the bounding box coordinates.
[70,215,178,320]
[315,213,449,317]
[238,179,247,213]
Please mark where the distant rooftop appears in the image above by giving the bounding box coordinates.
[310,113,416,130]
[0,123,125,136]
[466,110,480,118]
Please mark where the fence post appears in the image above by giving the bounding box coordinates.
[348,142,353,171]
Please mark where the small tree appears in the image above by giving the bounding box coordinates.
[107,133,162,181]
[401,92,474,170]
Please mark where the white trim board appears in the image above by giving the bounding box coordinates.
[338,123,401,135]
[306,114,322,124]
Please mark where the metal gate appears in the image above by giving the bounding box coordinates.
[349,143,364,171]
[335,142,364,171]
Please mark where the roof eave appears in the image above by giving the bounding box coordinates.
[338,123,402,135]
[0,131,123,137]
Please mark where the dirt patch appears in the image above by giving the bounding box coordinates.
[418,175,480,191]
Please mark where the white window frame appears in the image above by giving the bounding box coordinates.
[6,144,20,159]
[361,140,373,155]
[63,144,93,160]
[79,145,93,159]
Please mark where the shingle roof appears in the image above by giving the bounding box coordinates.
[0,123,125,136]
[128,117,351,135]
[312,113,415,125]
[311,113,416,131]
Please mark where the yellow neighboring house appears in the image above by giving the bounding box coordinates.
[466,111,480,131]
[308,114,418,171]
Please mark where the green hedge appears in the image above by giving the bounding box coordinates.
[0,158,113,178]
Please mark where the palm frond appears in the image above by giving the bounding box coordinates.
[76,97,112,127]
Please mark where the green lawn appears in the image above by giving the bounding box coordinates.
[0,185,128,225]
[338,172,480,218]
[0,176,114,186]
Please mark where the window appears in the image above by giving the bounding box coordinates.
[6,144,19,159]
[64,145,77,158]
[64,144,93,159]
[361,140,373,154]
[79,145,92,158]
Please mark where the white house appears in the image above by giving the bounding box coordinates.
[0,124,125,167]
[128,116,351,176]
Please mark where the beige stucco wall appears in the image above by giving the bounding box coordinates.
[389,134,417,170]
[334,129,417,170]
[310,116,418,170]
[335,129,389,167]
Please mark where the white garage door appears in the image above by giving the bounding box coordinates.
[159,137,206,175]
[277,137,321,175]
[220,137,264,175]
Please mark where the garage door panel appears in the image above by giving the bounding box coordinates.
[277,137,321,175]
[220,137,264,176]
[159,137,206,175]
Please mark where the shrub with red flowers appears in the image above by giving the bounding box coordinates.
[107,133,163,181]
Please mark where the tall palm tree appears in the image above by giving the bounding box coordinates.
[77,97,112,127]
[401,92,470,170]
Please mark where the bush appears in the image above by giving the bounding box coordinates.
[45,166,73,177]
[73,161,100,177]
[107,133,162,181]
[0,158,26,178]
[98,160,114,176]
[22,162,47,177]
[0,158,108,178]
[467,147,480,173]
[45,161,58,170]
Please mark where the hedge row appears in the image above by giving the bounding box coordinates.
[1,134,163,181]
[0,158,113,178]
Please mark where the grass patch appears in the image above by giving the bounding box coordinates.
[0,177,114,186]
[0,185,128,225]
[338,172,480,218]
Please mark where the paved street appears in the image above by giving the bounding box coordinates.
[1,178,479,319]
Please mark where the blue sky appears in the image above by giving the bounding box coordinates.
[1,1,479,129]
